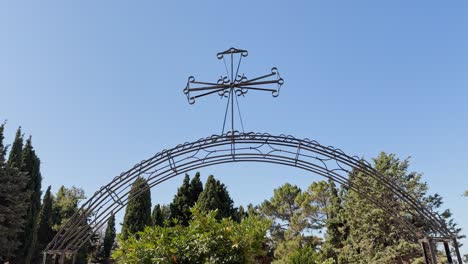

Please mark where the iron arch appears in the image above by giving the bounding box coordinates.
[44,132,458,262]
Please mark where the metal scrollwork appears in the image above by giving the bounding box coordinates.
[183,48,284,134]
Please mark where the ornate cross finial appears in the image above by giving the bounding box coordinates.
[183,47,284,135]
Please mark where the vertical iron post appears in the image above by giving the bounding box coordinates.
[453,238,463,264]
[42,252,48,264]
[72,252,77,264]
[443,241,453,263]
[421,241,430,264]
[59,251,65,264]
[428,238,437,264]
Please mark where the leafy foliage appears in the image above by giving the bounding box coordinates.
[288,246,334,264]
[113,204,271,263]
[51,185,86,231]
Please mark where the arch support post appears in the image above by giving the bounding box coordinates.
[42,252,48,264]
[71,251,77,264]
[452,238,463,264]
[443,241,453,263]
[421,237,463,264]
[420,238,437,264]
[420,241,430,264]
[59,251,66,264]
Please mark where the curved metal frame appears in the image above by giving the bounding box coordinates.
[43,132,460,263]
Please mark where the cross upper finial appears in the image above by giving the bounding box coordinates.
[183,48,284,135]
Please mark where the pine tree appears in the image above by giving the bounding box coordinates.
[27,186,53,263]
[339,153,424,263]
[102,213,116,261]
[0,124,30,262]
[16,136,42,263]
[197,175,235,220]
[260,183,303,240]
[169,174,193,225]
[121,177,151,239]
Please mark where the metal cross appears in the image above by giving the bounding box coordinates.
[183,47,284,135]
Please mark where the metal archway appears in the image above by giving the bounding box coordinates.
[43,132,462,263]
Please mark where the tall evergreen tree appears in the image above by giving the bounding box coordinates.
[169,173,203,225]
[16,136,42,263]
[339,153,426,263]
[189,172,203,204]
[321,180,348,262]
[0,124,29,262]
[7,126,23,168]
[102,213,116,261]
[121,177,151,239]
[169,174,190,224]
[235,205,247,222]
[197,175,235,220]
[27,186,53,263]
[151,204,164,227]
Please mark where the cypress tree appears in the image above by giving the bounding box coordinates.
[102,213,116,261]
[169,174,192,225]
[27,186,53,263]
[17,136,42,263]
[235,205,247,222]
[121,177,151,239]
[189,172,203,204]
[151,204,164,226]
[197,175,235,220]
[7,127,23,168]
[169,172,204,225]
[322,179,348,262]
[0,124,29,262]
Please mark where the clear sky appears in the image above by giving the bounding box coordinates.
[1,0,467,255]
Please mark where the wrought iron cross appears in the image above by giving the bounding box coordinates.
[183,47,284,135]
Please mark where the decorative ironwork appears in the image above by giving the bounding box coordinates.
[44,132,462,263]
[183,48,283,134]
[43,49,462,264]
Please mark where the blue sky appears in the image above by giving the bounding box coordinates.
[1,0,467,255]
